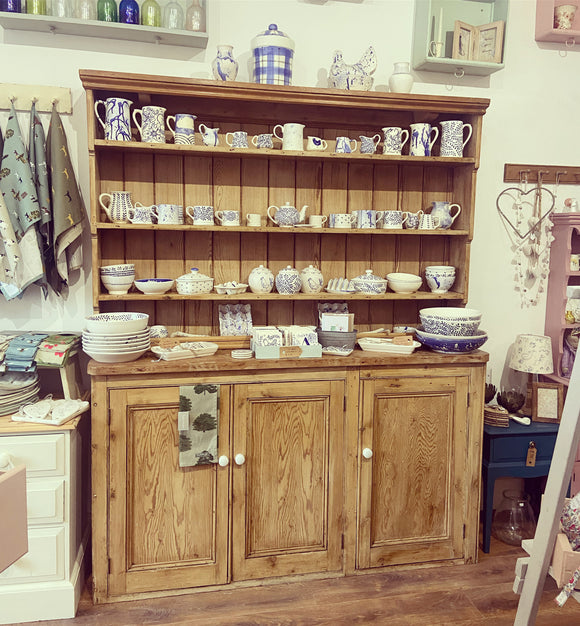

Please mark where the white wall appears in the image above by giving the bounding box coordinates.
[1,0,578,391]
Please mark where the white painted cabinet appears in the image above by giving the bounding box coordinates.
[0,418,88,624]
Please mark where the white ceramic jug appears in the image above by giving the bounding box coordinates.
[99,191,133,223]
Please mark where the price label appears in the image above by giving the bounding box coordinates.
[526,442,537,467]
[392,335,414,346]
[280,346,302,358]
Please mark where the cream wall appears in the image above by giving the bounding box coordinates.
[1,0,577,391]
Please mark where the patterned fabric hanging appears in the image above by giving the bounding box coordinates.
[0,102,44,300]
[46,103,85,296]
[29,102,51,298]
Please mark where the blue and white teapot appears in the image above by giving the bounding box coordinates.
[267,201,308,227]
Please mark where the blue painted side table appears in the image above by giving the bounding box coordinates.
[481,421,560,553]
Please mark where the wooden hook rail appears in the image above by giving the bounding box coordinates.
[504,164,580,185]
[0,83,72,114]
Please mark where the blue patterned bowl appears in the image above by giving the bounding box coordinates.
[419,307,481,336]
[415,326,488,353]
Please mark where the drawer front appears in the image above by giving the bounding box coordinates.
[0,526,65,584]
[491,433,557,464]
[27,478,66,525]
[0,433,66,477]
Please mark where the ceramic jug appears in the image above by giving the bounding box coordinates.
[300,265,324,294]
[198,123,220,146]
[94,97,133,141]
[267,202,308,227]
[211,45,239,81]
[273,123,304,151]
[429,201,461,230]
[248,264,274,294]
[99,191,133,223]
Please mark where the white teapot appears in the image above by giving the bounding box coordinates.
[267,202,308,227]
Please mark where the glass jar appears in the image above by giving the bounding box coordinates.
[75,0,96,20]
[140,0,160,27]
[185,0,204,31]
[119,0,138,23]
[27,0,47,14]
[0,0,22,12]
[97,0,117,21]
[492,489,537,546]
[162,0,184,29]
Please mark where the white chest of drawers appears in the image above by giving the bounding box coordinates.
[0,415,88,624]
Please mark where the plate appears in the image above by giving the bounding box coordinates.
[357,338,421,355]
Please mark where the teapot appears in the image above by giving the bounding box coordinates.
[267,202,308,227]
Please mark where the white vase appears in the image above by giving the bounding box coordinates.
[211,45,239,82]
[388,62,413,94]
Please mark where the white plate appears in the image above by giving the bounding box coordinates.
[357,338,421,355]
[325,288,356,294]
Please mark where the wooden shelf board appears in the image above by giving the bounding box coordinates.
[413,57,504,77]
[0,13,208,47]
[97,291,465,302]
[92,140,476,166]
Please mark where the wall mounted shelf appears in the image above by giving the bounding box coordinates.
[0,12,208,48]
[536,0,580,43]
[412,0,508,76]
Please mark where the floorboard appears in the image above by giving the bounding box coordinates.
[14,535,580,625]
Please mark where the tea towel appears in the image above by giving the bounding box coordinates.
[178,384,219,467]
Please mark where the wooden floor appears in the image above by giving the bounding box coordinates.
[25,536,580,626]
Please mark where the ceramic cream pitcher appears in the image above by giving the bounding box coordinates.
[99,191,133,223]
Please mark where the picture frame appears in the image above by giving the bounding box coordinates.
[473,20,505,64]
[532,382,564,424]
[452,21,475,61]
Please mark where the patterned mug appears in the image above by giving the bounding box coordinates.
[132,105,167,144]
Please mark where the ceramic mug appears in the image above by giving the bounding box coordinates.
[439,120,473,157]
[379,210,408,229]
[309,215,328,228]
[166,113,196,145]
[404,210,424,229]
[198,123,220,146]
[352,209,377,229]
[307,136,328,151]
[335,136,358,153]
[418,213,441,230]
[186,205,214,226]
[153,203,184,225]
[410,123,439,157]
[382,126,410,155]
[329,213,356,229]
[150,325,169,338]
[132,105,167,144]
[226,131,248,148]
[94,97,133,141]
[129,203,156,224]
[252,133,274,149]
[359,134,381,154]
[273,123,305,151]
[246,213,262,227]
[215,210,241,226]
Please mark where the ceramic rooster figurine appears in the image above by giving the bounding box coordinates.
[329,46,377,91]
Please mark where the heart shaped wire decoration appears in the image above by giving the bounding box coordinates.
[496,186,555,240]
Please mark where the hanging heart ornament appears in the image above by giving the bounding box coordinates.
[496,186,555,240]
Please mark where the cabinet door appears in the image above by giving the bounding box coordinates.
[357,374,469,569]
[108,386,230,596]
[232,379,344,581]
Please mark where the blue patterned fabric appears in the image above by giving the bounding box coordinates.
[253,46,293,85]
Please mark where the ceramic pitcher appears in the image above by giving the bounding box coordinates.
[99,191,133,223]
[439,120,473,157]
[429,201,461,229]
[273,123,304,151]
[410,123,438,157]
[133,105,167,143]
[94,97,133,141]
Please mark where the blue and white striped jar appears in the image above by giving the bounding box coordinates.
[251,23,294,86]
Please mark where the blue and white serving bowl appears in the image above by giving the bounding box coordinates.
[419,307,481,336]
[134,278,174,295]
[415,326,488,353]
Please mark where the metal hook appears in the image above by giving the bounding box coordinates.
[519,169,530,192]
[566,37,576,47]
[9,95,16,103]
[31,96,38,105]
[538,170,549,188]
[454,68,465,79]
[51,98,59,107]
[556,170,567,187]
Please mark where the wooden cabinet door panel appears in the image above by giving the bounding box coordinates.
[357,375,468,569]
[108,386,229,596]
[232,380,343,581]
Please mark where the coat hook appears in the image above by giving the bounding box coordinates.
[31,96,38,104]
[556,170,567,186]
[454,68,465,78]
[9,95,16,103]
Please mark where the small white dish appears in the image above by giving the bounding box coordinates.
[357,337,421,355]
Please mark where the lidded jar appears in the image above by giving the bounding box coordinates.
[491,489,536,546]
[300,265,324,294]
[251,23,295,85]
[275,265,301,294]
[248,265,274,294]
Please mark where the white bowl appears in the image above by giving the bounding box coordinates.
[386,273,422,294]
[425,265,456,274]
[83,347,148,363]
[426,274,456,293]
[83,342,150,353]
[134,279,174,295]
[82,328,151,341]
[419,307,481,336]
[100,263,135,275]
[101,274,135,295]
[85,312,149,335]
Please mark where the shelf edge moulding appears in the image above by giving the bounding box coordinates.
[0,84,72,114]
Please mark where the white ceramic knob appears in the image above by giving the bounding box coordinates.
[0,452,13,470]
[218,455,229,467]
[234,453,246,466]
[362,447,373,459]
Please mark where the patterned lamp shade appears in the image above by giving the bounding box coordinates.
[509,334,554,374]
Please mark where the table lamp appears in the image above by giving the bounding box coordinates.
[508,334,554,415]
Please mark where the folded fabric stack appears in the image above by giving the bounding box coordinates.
[0,371,40,416]
[3,333,49,372]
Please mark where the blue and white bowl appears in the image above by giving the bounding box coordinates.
[419,307,481,336]
[85,312,149,335]
[134,278,174,295]
[415,326,488,353]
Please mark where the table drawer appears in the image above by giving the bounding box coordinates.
[0,433,66,477]
[490,433,557,464]
[27,478,66,525]
[0,526,65,584]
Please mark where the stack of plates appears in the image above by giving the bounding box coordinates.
[231,349,253,359]
[0,372,40,416]
[82,328,151,363]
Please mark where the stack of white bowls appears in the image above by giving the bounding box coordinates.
[415,307,488,353]
[100,264,136,295]
[82,312,150,363]
[425,266,456,294]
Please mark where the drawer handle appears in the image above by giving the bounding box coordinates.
[234,453,246,466]
[0,452,14,471]
[362,447,373,459]
[218,455,229,467]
